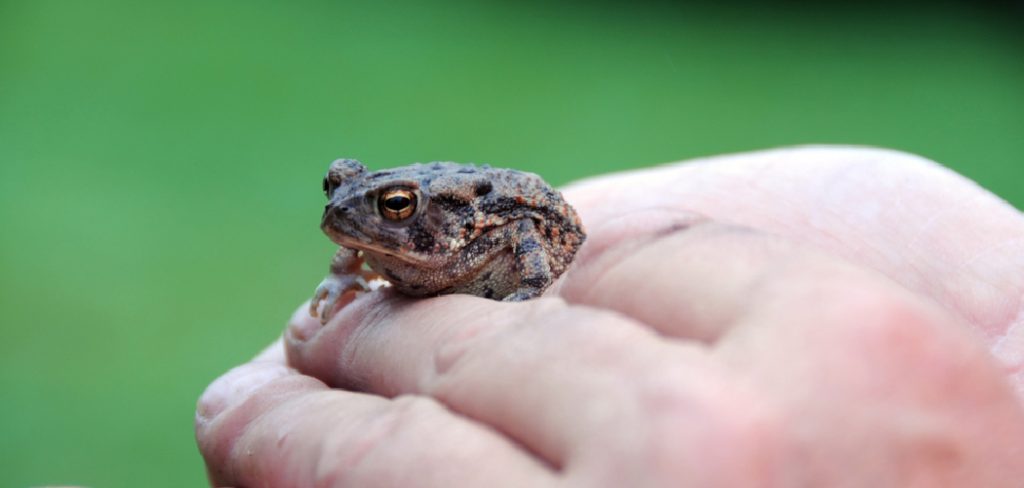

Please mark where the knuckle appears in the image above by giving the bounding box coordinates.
[428,298,571,391]
[571,367,790,486]
[430,319,500,380]
[832,289,961,370]
[639,374,788,481]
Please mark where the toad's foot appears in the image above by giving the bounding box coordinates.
[502,288,544,302]
[309,273,371,324]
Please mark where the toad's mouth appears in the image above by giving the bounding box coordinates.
[327,232,434,266]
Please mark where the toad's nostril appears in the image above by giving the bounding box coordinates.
[326,206,351,220]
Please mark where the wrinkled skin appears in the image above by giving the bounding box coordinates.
[311,159,585,323]
[198,147,1024,487]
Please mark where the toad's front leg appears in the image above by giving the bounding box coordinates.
[309,247,377,324]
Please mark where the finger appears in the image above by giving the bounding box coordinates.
[560,210,1024,479]
[196,339,554,488]
[561,218,870,343]
[287,252,1024,485]
[562,214,1024,413]
[286,296,786,485]
[561,146,1024,345]
[711,265,1024,485]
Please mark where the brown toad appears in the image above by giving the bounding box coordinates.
[310,158,586,323]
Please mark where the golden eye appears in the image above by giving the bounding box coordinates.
[378,188,417,221]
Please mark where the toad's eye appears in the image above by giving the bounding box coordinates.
[378,188,417,221]
[323,175,342,198]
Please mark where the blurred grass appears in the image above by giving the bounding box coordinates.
[0,0,1021,486]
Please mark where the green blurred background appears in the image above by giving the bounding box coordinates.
[1,0,1021,485]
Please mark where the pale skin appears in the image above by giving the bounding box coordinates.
[195,146,1024,487]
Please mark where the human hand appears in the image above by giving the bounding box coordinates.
[196,146,1024,487]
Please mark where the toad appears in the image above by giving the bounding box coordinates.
[310,158,586,323]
